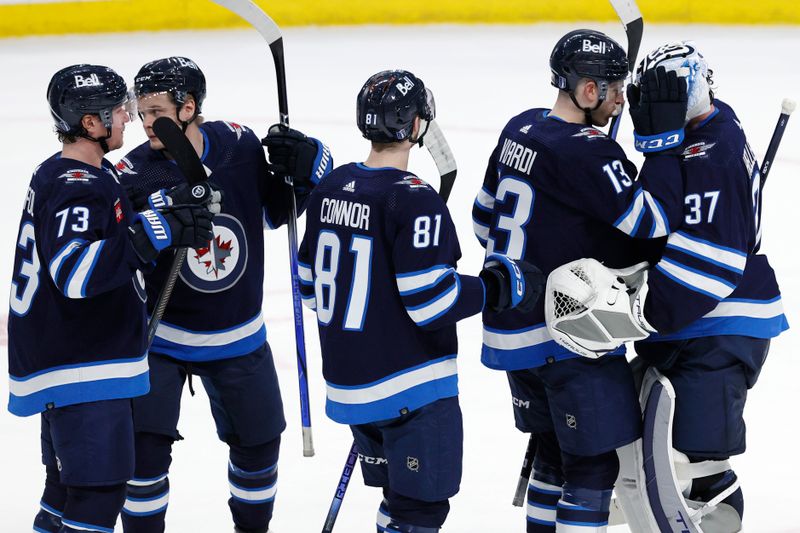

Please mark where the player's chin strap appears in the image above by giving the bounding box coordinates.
[614,368,743,533]
[568,83,608,126]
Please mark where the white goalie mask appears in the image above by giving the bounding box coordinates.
[634,41,713,124]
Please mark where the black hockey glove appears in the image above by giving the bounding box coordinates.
[261,125,332,192]
[130,205,215,263]
[147,181,223,214]
[479,254,545,313]
[628,66,688,154]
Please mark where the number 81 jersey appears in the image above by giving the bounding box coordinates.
[298,163,484,425]
[7,155,149,417]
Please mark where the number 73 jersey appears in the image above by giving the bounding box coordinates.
[298,163,484,425]
[7,155,149,417]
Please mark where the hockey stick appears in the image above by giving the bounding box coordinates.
[210,0,314,457]
[608,0,644,140]
[511,434,537,507]
[320,121,458,532]
[145,117,209,346]
[422,120,458,202]
[321,442,360,533]
[760,98,795,189]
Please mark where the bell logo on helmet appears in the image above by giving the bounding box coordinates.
[74,73,101,88]
[396,76,415,96]
[175,57,199,70]
[582,39,608,54]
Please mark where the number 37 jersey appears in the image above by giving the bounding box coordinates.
[298,163,484,425]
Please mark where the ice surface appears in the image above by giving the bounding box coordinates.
[1,23,798,532]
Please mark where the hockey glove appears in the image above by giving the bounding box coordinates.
[545,258,655,359]
[480,254,545,313]
[628,66,688,154]
[261,125,333,192]
[130,205,215,263]
[147,181,223,214]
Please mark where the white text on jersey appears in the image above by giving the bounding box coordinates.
[499,137,537,175]
[320,198,371,231]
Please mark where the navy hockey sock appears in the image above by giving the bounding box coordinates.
[384,489,449,529]
[35,466,66,532]
[121,432,174,533]
[377,498,391,532]
[526,477,562,533]
[60,483,127,533]
[556,484,612,532]
[228,437,280,532]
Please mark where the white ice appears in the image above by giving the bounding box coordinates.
[0,23,798,532]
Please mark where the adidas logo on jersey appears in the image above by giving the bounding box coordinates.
[342,180,356,192]
[519,124,532,134]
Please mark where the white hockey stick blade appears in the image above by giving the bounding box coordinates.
[609,0,643,27]
[210,0,281,44]
[423,120,457,202]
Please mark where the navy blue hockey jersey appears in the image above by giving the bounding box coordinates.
[636,101,788,341]
[298,163,485,425]
[473,109,665,371]
[8,155,149,416]
[118,120,319,361]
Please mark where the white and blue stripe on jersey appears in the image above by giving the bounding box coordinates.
[472,186,495,246]
[396,266,469,329]
[48,238,106,299]
[325,354,459,424]
[613,189,670,238]
[8,353,149,417]
[151,312,267,361]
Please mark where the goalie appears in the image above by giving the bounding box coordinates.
[545,42,788,533]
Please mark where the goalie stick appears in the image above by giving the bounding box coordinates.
[209,0,315,457]
[320,121,458,532]
[146,117,209,347]
[608,0,644,140]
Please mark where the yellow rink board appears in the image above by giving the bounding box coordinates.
[1,0,798,38]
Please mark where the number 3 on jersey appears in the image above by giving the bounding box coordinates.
[10,222,41,316]
[314,231,373,331]
[487,176,534,259]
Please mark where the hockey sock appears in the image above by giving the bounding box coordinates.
[377,498,392,532]
[556,485,612,532]
[60,483,127,533]
[121,432,174,533]
[526,477,562,533]
[35,466,66,532]
[385,489,449,529]
[228,437,280,532]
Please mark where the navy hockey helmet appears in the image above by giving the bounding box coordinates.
[550,29,628,102]
[356,70,435,143]
[134,57,207,112]
[47,64,129,135]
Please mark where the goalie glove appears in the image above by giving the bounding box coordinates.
[544,258,655,359]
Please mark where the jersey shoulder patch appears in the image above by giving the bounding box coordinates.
[56,168,102,184]
[571,126,609,141]
[393,174,433,192]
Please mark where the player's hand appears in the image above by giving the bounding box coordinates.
[628,66,688,137]
[130,205,215,262]
[261,125,332,191]
[148,181,223,214]
[480,254,545,313]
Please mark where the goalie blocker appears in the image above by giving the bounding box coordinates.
[544,258,654,358]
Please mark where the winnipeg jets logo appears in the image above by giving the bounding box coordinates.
[682,141,716,159]
[180,213,248,293]
[194,235,234,278]
[397,176,429,190]
[572,127,606,140]
[58,169,97,183]
[224,121,247,140]
[115,158,137,175]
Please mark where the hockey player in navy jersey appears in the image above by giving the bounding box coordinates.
[298,70,543,532]
[8,64,215,533]
[470,30,678,532]
[546,42,787,531]
[117,57,331,533]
